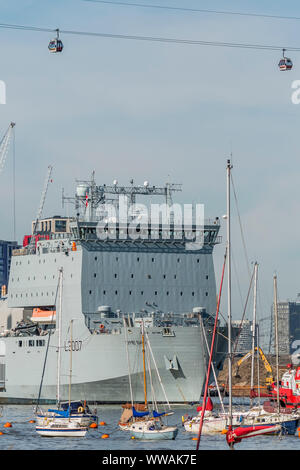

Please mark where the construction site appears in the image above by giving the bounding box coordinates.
[215,350,292,397]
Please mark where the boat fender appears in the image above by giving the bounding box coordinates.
[78,407,84,413]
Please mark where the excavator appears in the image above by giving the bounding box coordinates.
[234,347,274,386]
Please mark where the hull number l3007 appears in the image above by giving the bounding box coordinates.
[64,340,82,352]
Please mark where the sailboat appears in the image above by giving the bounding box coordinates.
[123,319,178,440]
[35,269,91,437]
[238,274,299,436]
[223,160,294,447]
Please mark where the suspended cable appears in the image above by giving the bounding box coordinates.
[82,0,300,22]
[230,172,251,279]
[0,21,299,52]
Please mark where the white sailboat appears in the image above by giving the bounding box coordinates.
[124,320,178,440]
[36,269,88,437]
[224,161,287,447]
[240,274,299,435]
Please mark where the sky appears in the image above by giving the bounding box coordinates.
[0,0,299,339]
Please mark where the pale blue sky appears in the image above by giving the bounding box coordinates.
[0,1,299,332]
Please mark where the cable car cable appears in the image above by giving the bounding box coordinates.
[0,21,299,52]
[82,0,300,23]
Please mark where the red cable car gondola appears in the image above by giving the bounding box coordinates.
[278,48,293,71]
[48,28,63,53]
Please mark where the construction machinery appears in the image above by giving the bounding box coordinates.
[234,347,274,386]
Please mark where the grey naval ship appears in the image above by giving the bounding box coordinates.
[0,175,231,404]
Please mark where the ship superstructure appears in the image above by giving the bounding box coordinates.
[0,175,229,404]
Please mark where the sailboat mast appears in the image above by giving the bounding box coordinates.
[141,321,148,407]
[123,318,134,412]
[273,275,280,414]
[226,159,233,427]
[250,262,258,404]
[56,267,63,407]
[68,319,73,410]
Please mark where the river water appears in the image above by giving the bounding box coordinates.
[0,399,299,452]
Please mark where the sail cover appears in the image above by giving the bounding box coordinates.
[48,408,70,418]
[132,406,149,417]
[153,410,166,418]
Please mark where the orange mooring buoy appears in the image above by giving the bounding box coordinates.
[99,421,106,426]
[4,422,12,428]
[90,422,98,428]
[29,420,36,424]
[298,426,300,438]
[101,434,109,439]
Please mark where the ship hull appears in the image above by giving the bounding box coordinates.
[0,325,228,404]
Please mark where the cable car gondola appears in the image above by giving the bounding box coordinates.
[48,28,63,53]
[278,48,293,71]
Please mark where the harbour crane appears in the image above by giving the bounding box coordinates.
[0,122,16,176]
[28,165,53,253]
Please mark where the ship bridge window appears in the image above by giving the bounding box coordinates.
[29,340,34,347]
[55,220,67,233]
[18,340,22,347]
